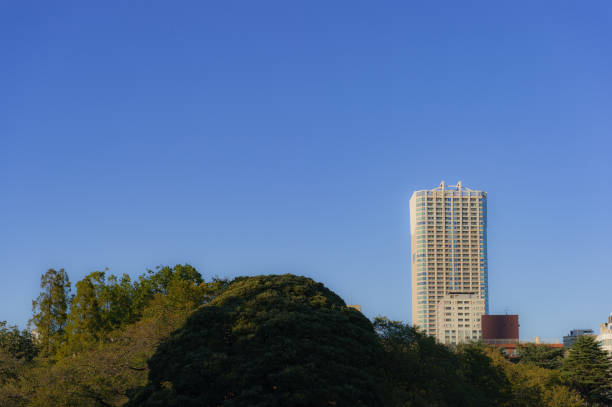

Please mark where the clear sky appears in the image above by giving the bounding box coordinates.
[1,1,611,340]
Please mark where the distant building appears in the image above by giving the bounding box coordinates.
[482,314,519,344]
[563,329,595,348]
[347,305,362,312]
[596,312,612,355]
[409,181,488,338]
[435,292,485,345]
[480,316,565,358]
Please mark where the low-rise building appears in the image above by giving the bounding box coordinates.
[491,338,562,359]
[482,314,519,344]
[481,314,520,357]
[563,329,595,348]
[435,292,485,346]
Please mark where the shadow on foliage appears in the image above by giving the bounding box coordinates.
[129,274,386,407]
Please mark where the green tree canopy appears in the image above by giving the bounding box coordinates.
[64,272,106,352]
[374,317,510,407]
[518,344,564,370]
[562,335,612,406]
[0,322,37,362]
[130,274,386,407]
[485,346,583,407]
[2,265,228,407]
[31,268,71,355]
[58,264,222,356]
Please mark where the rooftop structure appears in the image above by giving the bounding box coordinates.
[563,329,595,348]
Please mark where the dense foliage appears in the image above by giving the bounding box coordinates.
[130,274,385,407]
[374,317,510,406]
[487,346,583,407]
[374,318,585,407]
[518,343,564,370]
[562,335,612,406]
[0,267,607,406]
[0,264,228,406]
[0,322,37,362]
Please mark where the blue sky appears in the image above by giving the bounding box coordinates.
[1,1,611,340]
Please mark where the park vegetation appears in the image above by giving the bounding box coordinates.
[0,266,610,406]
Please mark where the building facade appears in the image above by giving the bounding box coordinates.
[482,314,519,344]
[596,313,612,355]
[409,181,488,337]
[435,292,485,345]
[563,329,595,348]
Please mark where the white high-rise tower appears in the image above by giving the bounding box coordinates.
[409,181,488,338]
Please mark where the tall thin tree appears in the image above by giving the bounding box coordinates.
[31,268,71,355]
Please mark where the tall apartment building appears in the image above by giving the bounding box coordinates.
[409,181,488,337]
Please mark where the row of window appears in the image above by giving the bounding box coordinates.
[415,270,487,274]
[415,197,484,202]
[415,244,485,248]
[417,278,485,281]
[415,248,488,253]
[416,232,485,237]
[416,272,485,276]
[417,220,485,224]
[416,284,488,290]
[416,205,485,210]
[414,258,487,262]
[416,199,485,202]
[415,259,487,263]
[415,191,484,196]
[415,195,484,200]
[415,239,485,242]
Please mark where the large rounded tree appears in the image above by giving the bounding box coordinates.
[130,274,385,407]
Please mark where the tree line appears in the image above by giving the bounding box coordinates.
[0,267,610,406]
[29,265,226,358]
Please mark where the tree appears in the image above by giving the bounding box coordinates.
[64,272,105,352]
[144,264,203,296]
[0,322,38,361]
[130,274,386,407]
[130,264,213,317]
[31,268,71,355]
[61,265,217,355]
[562,335,612,406]
[374,317,466,406]
[100,273,136,328]
[3,305,194,407]
[0,266,229,407]
[455,344,511,406]
[518,344,564,370]
[373,317,511,407]
[485,346,583,407]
